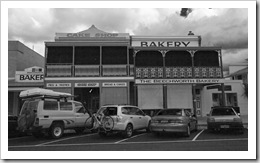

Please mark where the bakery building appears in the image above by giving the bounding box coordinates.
[44,25,230,116]
[8,41,45,116]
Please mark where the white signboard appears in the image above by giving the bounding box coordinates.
[75,83,99,87]
[46,83,71,87]
[15,73,44,82]
[135,79,225,84]
[132,41,199,47]
[102,82,127,87]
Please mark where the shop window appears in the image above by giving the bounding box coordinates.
[194,51,219,67]
[165,51,192,67]
[47,46,73,64]
[102,46,127,65]
[135,51,163,67]
[75,46,100,65]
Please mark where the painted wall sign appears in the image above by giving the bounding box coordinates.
[102,82,127,87]
[75,83,99,87]
[55,33,129,39]
[15,73,44,82]
[46,83,71,87]
[135,79,225,84]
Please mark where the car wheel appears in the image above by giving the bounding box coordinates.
[184,125,190,137]
[123,124,133,138]
[49,123,64,139]
[146,121,151,133]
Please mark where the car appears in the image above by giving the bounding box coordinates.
[17,88,91,139]
[150,108,197,137]
[207,106,244,133]
[96,105,151,138]
[8,113,18,137]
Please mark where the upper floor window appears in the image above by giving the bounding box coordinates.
[102,46,127,65]
[47,46,73,64]
[75,46,100,65]
[194,50,219,67]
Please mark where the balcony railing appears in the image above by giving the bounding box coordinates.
[166,67,192,78]
[129,65,134,76]
[194,67,222,78]
[136,67,164,78]
[102,65,128,76]
[75,65,100,77]
[46,64,72,77]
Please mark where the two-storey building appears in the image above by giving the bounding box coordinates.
[44,25,226,116]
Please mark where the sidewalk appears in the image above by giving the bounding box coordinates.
[197,115,248,129]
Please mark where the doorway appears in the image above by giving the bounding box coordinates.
[74,88,100,114]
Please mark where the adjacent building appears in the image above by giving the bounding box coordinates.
[8,41,45,115]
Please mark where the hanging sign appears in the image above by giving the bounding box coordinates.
[46,83,71,87]
[75,83,99,87]
[135,79,225,84]
[102,82,127,87]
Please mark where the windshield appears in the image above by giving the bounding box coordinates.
[211,108,236,116]
[157,109,183,116]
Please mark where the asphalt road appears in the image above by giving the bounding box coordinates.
[8,129,248,151]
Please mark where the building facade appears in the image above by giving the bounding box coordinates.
[45,25,227,116]
[8,41,45,115]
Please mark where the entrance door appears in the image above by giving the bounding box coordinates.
[74,88,100,114]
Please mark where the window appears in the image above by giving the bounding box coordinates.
[47,46,73,64]
[121,107,129,115]
[102,46,127,65]
[194,51,219,67]
[157,109,182,116]
[44,101,58,110]
[136,108,144,116]
[60,102,73,111]
[75,46,100,65]
[135,51,163,67]
[165,51,192,67]
[211,108,235,116]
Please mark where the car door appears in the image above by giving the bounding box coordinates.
[128,107,141,130]
[135,108,148,129]
[74,102,90,128]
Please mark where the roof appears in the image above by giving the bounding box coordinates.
[225,67,248,78]
[78,25,107,34]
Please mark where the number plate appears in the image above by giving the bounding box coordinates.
[220,125,229,128]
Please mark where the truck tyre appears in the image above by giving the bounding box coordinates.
[49,123,64,139]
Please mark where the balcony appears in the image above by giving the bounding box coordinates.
[75,65,100,77]
[102,65,128,76]
[46,64,72,77]
[194,67,222,78]
[166,67,192,78]
[136,67,164,78]
[135,66,222,79]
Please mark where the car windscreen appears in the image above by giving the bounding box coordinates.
[211,108,236,116]
[157,109,182,116]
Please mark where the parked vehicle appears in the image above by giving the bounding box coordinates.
[95,105,151,138]
[8,113,18,137]
[17,88,91,139]
[150,108,197,137]
[207,106,244,133]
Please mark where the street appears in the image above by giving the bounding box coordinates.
[8,129,248,151]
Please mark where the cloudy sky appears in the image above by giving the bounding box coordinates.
[8,7,249,70]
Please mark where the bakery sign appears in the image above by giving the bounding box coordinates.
[15,67,44,82]
[135,79,225,84]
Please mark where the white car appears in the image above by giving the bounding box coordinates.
[96,105,151,138]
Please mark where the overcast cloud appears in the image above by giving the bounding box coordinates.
[8,8,248,70]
